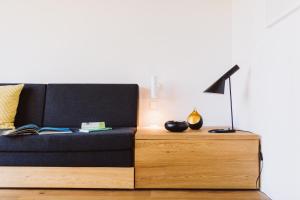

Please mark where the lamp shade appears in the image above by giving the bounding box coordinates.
[204,65,240,94]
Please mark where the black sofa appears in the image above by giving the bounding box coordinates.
[0,84,139,167]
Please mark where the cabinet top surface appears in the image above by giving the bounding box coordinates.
[136,127,260,140]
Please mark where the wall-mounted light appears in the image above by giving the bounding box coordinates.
[147,76,162,129]
[150,76,160,110]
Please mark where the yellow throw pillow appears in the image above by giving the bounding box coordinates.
[0,84,24,129]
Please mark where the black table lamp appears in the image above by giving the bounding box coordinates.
[204,65,240,133]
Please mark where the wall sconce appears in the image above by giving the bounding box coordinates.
[150,76,160,110]
[147,76,162,129]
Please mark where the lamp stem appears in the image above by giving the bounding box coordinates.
[228,77,234,131]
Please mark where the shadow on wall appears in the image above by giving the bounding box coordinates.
[243,67,252,101]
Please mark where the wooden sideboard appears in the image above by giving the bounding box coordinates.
[135,128,260,189]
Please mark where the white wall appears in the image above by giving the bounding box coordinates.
[0,0,232,127]
[232,1,300,199]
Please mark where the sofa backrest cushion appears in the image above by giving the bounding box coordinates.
[0,84,47,127]
[15,84,47,127]
[43,84,139,128]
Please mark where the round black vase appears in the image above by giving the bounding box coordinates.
[164,121,189,132]
[189,118,203,130]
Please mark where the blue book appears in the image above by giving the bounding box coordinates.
[1,124,72,136]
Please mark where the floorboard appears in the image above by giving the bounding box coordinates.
[0,189,271,200]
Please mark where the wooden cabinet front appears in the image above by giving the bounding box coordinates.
[135,137,259,189]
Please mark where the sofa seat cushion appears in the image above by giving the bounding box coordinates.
[0,127,135,152]
[0,150,133,167]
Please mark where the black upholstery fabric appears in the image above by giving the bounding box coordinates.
[0,83,138,167]
[0,150,133,167]
[15,84,46,127]
[0,84,46,127]
[43,84,139,128]
[0,128,136,152]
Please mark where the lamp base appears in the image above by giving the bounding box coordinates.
[208,129,236,133]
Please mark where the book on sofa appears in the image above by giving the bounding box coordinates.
[79,122,112,133]
[1,124,72,136]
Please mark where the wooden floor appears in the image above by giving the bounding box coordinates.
[0,189,271,200]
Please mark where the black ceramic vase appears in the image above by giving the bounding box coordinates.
[187,109,203,130]
[164,121,189,132]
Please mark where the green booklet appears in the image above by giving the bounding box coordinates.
[79,122,112,133]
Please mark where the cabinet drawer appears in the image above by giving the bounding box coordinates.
[135,139,259,189]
